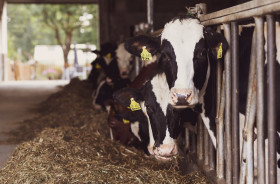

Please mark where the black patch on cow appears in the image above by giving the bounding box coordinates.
[125,35,160,58]
[144,82,167,146]
[159,39,178,88]
[193,103,203,113]
[193,38,208,90]
[166,105,180,139]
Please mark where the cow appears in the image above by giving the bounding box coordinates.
[114,15,228,159]
[88,42,118,89]
[92,43,134,110]
[108,56,158,154]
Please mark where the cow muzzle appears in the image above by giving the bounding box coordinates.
[171,89,193,106]
[153,144,178,160]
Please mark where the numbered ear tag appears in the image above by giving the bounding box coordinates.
[129,98,141,111]
[141,46,152,61]
[95,63,101,69]
[122,118,130,124]
[106,53,111,59]
[217,43,223,59]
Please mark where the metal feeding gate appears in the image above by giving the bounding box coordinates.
[183,0,280,183]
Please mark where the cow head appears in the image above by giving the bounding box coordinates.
[121,15,228,160]
[125,15,228,107]
[116,43,133,79]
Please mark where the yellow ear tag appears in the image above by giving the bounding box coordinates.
[95,63,101,69]
[141,46,152,61]
[122,118,130,124]
[217,43,223,59]
[106,53,111,59]
[129,98,141,111]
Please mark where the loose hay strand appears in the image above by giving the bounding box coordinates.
[0,78,211,184]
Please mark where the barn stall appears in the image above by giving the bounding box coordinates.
[0,0,279,183]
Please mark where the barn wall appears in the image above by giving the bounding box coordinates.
[98,0,251,45]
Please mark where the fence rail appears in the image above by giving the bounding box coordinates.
[197,0,279,183]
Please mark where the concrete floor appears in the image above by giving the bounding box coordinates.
[0,80,69,168]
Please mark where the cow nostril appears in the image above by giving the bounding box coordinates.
[122,71,127,75]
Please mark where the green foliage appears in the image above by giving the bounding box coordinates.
[7,4,99,62]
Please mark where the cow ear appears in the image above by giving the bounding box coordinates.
[203,27,229,60]
[125,35,160,57]
[113,87,144,108]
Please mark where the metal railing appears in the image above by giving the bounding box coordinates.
[191,0,279,183]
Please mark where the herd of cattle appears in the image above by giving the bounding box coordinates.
[88,15,280,179]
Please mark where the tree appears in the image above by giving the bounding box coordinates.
[7,4,98,63]
[41,4,97,66]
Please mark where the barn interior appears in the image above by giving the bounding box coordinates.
[0,0,279,184]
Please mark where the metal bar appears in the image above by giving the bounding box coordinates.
[147,0,154,32]
[216,23,231,180]
[191,131,196,154]
[231,21,240,184]
[197,115,204,161]
[246,91,257,184]
[204,126,209,167]
[224,23,233,184]
[255,16,265,184]
[209,138,215,170]
[266,14,277,184]
[200,0,280,26]
[239,25,257,184]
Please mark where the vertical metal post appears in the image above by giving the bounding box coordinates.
[254,16,265,184]
[240,27,257,184]
[147,0,154,32]
[204,126,209,167]
[209,138,215,170]
[185,128,190,152]
[197,115,204,161]
[225,23,233,184]
[246,91,257,184]
[231,21,240,184]
[191,131,196,153]
[266,14,277,184]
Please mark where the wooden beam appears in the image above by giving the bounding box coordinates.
[6,0,98,4]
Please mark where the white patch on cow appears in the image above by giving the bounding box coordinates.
[200,113,217,148]
[162,128,176,145]
[92,80,106,106]
[105,105,111,113]
[144,55,157,67]
[141,102,155,148]
[116,43,132,71]
[161,18,204,105]
[151,73,171,116]
[130,121,141,141]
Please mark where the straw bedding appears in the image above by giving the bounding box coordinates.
[0,78,211,184]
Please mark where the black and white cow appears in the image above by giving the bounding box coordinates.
[92,43,134,110]
[114,15,228,159]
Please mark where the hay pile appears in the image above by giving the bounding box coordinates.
[0,78,211,184]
